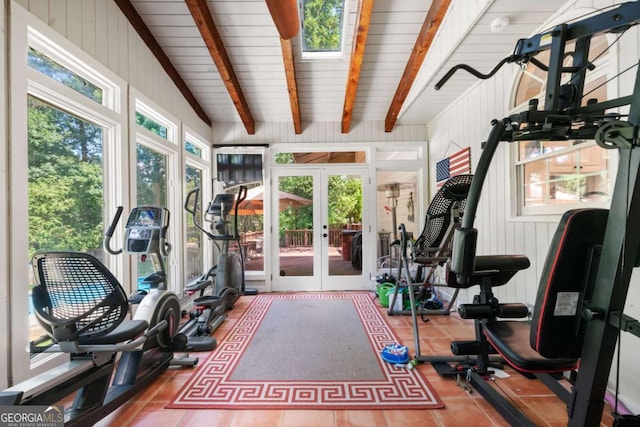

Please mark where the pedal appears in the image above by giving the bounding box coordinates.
[187,336,217,352]
[194,295,224,307]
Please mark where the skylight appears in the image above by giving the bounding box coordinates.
[300,0,346,59]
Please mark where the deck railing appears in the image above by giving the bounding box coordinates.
[239,225,361,249]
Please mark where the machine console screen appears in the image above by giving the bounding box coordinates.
[127,207,163,228]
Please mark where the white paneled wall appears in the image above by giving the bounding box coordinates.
[426,0,640,412]
[16,0,210,138]
[212,120,426,145]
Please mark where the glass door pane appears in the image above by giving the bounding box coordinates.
[277,175,315,277]
[327,174,362,277]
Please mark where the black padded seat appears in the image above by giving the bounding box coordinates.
[446,255,531,288]
[484,321,579,372]
[481,209,609,373]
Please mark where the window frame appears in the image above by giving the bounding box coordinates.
[130,89,182,294]
[9,5,127,382]
[183,128,213,285]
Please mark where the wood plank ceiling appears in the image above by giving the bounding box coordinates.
[116,0,567,135]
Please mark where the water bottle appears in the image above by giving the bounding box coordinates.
[396,359,418,369]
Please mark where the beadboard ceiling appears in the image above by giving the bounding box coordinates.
[120,0,567,134]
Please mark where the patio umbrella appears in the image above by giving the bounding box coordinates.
[235,185,311,214]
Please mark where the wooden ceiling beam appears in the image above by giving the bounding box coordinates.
[279,38,302,134]
[384,0,451,132]
[185,0,256,134]
[342,0,374,134]
[114,0,211,127]
[265,0,300,40]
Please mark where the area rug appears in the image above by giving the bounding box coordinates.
[167,292,443,410]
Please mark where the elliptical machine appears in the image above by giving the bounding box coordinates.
[0,206,201,426]
[106,206,217,354]
[183,186,257,321]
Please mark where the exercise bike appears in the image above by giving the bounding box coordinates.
[184,186,257,322]
[0,206,201,426]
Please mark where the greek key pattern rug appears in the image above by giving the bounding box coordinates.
[167,292,443,410]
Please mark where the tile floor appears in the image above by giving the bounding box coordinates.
[94,293,616,427]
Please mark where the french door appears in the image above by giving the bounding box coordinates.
[271,167,370,291]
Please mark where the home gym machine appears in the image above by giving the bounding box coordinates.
[430,3,640,426]
[0,206,202,426]
[183,185,257,330]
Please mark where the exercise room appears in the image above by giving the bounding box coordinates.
[1,0,640,426]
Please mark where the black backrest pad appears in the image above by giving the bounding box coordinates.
[32,252,129,342]
[530,209,608,358]
[414,174,473,257]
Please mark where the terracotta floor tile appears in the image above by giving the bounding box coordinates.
[125,402,186,427]
[87,294,615,427]
[282,409,336,427]
[180,409,236,426]
[382,409,441,426]
[334,409,388,427]
[230,409,284,427]
[435,397,501,427]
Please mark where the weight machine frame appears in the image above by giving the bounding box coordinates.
[437,3,640,426]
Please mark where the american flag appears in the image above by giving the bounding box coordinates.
[436,147,471,188]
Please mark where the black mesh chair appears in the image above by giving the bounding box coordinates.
[388,174,474,316]
[413,174,473,261]
[31,252,148,346]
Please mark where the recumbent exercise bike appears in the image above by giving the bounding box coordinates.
[0,205,209,425]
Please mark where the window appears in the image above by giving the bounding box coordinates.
[132,93,180,293]
[274,151,366,164]
[184,132,211,284]
[185,141,203,157]
[512,32,614,216]
[27,96,107,348]
[135,99,178,143]
[13,20,125,366]
[217,153,263,187]
[300,0,347,59]
[215,150,265,273]
[28,47,103,103]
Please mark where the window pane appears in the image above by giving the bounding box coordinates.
[549,176,581,204]
[274,151,366,165]
[28,47,103,103]
[185,141,203,157]
[301,0,345,52]
[136,111,168,139]
[28,96,104,345]
[136,144,167,284]
[185,165,203,282]
[136,144,167,207]
[523,159,547,207]
[216,154,265,273]
[217,154,263,187]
